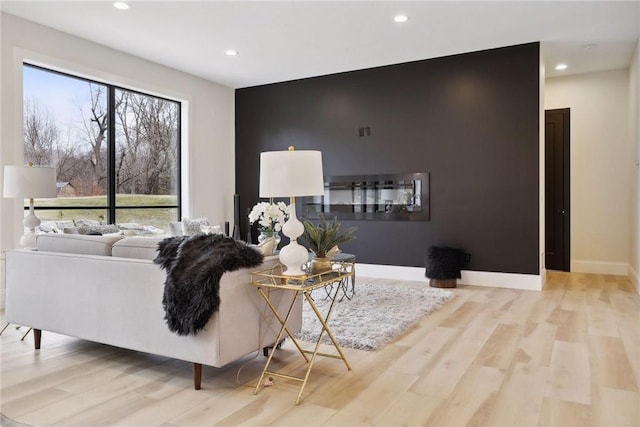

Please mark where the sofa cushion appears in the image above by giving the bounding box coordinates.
[200,224,224,235]
[74,218,101,227]
[36,234,125,256]
[182,217,209,235]
[38,221,61,233]
[112,237,164,260]
[77,224,121,235]
[169,221,183,236]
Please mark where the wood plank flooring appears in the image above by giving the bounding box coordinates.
[1,271,638,426]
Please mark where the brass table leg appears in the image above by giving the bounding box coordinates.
[0,323,10,335]
[20,327,33,341]
[294,284,351,404]
[254,289,306,398]
[256,288,308,360]
[0,323,32,341]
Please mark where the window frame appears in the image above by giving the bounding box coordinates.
[23,63,182,223]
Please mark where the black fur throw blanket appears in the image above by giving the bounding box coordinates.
[154,234,264,336]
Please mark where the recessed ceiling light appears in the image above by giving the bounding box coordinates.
[394,14,409,23]
[225,50,239,56]
[555,63,568,71]
[113,2,130,10]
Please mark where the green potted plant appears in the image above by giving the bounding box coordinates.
[300,215,357,274]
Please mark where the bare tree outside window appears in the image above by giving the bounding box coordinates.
[23,99,57,166]
[79,83,108,196]
[22,64,180,231]
[115,90,178,196]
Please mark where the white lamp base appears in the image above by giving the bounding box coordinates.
[20,231,37,250]
[21,199,40,249]
[279,240,308,276]
[278,199,308,276]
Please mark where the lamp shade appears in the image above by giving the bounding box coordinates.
[3,165,57,199]
[259,149,324,198]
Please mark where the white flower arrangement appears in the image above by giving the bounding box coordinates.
[248,201,289,233]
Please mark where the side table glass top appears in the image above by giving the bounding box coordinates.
[250,261,353,291]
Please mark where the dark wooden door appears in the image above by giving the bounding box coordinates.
[545,108,570,271]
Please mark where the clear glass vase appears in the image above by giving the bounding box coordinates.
[258,230,281,253]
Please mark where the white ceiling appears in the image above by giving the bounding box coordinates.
[1,1,638,89]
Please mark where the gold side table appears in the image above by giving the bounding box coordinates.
[250,263,353,405]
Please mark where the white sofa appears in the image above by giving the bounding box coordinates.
[4,234,301,389]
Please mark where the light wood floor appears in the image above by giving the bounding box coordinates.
[1,271,638,426]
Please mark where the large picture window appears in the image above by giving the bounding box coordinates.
[22,64,181,232]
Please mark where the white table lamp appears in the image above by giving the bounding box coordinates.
[259,147,324,276]
[3,163,57,248]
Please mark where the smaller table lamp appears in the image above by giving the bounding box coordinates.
[259,147,324,276]
[3,163,57,249]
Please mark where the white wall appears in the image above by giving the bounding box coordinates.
[630,40,640,291]
[545,69,631,276]
[0,13,236,306]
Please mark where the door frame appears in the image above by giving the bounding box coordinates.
[545,108,571,272]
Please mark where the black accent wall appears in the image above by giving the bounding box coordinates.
[236,43,540,275]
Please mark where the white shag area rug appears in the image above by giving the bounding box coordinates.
[296,282,454,351]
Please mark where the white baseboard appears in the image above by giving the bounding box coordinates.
[629,265,639,295]
[355,263,542,291]
[571,260,629,276]
[459,269,542,291]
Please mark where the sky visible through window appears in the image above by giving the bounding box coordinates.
[23,65,95,134]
